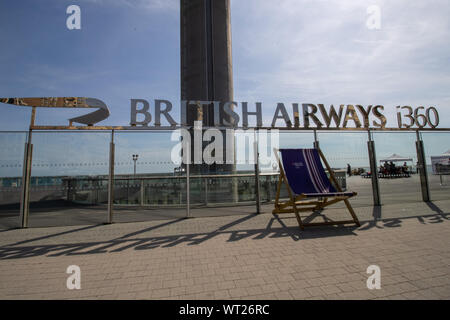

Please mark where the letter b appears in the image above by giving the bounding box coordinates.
[130,99,152,126]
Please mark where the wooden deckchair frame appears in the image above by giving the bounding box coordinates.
[273,148,360,230]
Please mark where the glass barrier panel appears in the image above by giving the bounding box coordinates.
[28,131,110,227]
[113,131,186,222]
[421,132,450,201]
[189,174,258,217]
[189,129,258,217]
[318,131,373,208]
[372,132,422,205]
[0,132,27,230]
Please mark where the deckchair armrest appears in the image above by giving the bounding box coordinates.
[300,191,357,198]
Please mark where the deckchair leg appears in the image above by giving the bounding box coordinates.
[293,209,305,230]
[275,152,304,230]
[344,199,360,226]
[274,173,283,211]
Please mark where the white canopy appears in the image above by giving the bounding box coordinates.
[379,154,413,163]
[443,149,450,156]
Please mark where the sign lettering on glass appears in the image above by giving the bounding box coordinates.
[0,97,441,130]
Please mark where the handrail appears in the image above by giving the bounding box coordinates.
[2,127,450,133]
[0,171,352,186]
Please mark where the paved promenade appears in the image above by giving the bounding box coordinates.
[0,200,449,300]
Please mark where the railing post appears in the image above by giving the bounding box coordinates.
[266,175,272,202]
[367,130,381,206]
[254,130,261,214]
[313,129,319,149]
[95,178,99,204]
[140,179,144,206]
[186,142,191,218]
[415,130,430,202]
[204,177,208,206]
[107,130,115,223]
[19,129,33,228]
[313,130,326,199]
[19,107,36,228]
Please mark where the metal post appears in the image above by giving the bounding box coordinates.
[367,130,381,206]
[186,143,191,218]
[267,176,272,202]
[312,130,324,201]
[107,130,115,223]
[19,107,36,228]
[140,179,144,206]
[95,179,99,204]
[254,130,261,214]
[19,130,33,228]
[204,177,208,206]
[313,130,319,149]
[127,180,129,204]
[415,131,430,202]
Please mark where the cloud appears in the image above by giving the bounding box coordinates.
[231,0,450,125]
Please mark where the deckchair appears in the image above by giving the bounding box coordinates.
[273,148,360,229]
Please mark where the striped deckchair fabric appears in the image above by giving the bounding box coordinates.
[273,148,360,229]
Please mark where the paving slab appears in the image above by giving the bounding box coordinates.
[0,200,449,299]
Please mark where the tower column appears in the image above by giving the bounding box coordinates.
[181,0,234,174]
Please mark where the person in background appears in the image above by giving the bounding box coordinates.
[389,161,395,174]
[347,163,352,176]
[402,161,408,174]
[383,161,389,173]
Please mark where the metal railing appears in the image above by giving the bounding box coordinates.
[0,128,449,228]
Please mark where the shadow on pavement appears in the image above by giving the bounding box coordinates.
[0,204,449,260]
[0,213,357,260]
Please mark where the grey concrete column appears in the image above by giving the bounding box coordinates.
[181,0,234,175]
[367,130,381,206]
[415,131,430,202]
[181,0,233,108]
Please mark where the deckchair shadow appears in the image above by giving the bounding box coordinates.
[273,148,360,230]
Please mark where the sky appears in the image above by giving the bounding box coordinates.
[0,0,449,177]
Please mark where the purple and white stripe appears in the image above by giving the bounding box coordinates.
[302,149,329,193]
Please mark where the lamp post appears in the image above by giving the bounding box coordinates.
[132,154,139,176]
